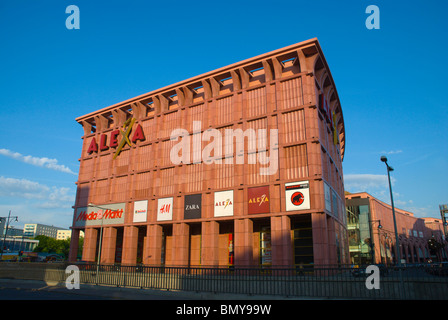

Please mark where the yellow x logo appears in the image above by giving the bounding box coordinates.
[113,118,135,159]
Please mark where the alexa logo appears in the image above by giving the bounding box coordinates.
[214,190,234,217]
[248,186,270,215]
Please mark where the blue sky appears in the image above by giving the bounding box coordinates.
[0,0,447,230]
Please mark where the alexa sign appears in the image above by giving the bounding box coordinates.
[248,186,270,215]
[86,118,145,159]
[214,190,234,217]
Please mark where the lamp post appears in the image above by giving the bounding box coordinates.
[380,156,402,267]
[87,203,106,279]
[440,204,448,240]
[369,219,382,264]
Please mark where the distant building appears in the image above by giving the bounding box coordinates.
[0,218,5,236]
[57,229,84,240]
[346,192,448,265]
[3,226,23,237]
[23,224,67,239]
[0,237,39,256]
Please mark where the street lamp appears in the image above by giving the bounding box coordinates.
[87,203,106,269]
[380,156,402,267]
[369,219,382,264]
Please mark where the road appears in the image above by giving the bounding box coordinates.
[0,279,199,300]
[0,278,296,301]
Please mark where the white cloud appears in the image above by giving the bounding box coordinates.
[0,176,76,228]
[380,150,402,155]
[0,176,49,199]
[343,173,399,205]
[344,174,432,217]
[0,176,75,208]
[344,173,394,192]
[0,148,77,175]
[0,203,73,229]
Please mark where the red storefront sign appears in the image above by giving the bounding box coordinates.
[75,208,124,222]
[73,203,126,227]
[87,119,145,158]
[248,186,270,214]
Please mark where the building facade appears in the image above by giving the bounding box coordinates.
[57,229,84,241]
[2,227,23,237]
[23,224,66,239]
[69,38,348,267]
[346,192,448,265]
[0,237,39,257]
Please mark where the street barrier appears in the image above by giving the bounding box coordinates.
[1,262,447,299]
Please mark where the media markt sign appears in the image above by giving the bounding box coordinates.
[74,203,126,227]
[86,117,145,159]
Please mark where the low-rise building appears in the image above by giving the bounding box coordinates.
[57,229,84,240]
[23,223,67,239]
[346,192,447,265]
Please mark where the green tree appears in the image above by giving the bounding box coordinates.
[33,235,71,259]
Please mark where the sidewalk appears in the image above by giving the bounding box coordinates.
[0,278,302,300]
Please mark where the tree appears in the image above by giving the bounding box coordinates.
[33,235,70,259]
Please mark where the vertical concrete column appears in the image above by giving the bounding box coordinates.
[270,184,281,215]
[326,217,337,265]
[267,114,280,183]
[100,227,117,264]
[171,223,190,266]
[312,212,329,266]
[235,91,243,121]
[303,90,322,180]
[234,219,254,267]
[201,221,219,267]
[146,224,163,265]
[270,216,292,267]
[68,228,80,262]
[142,231,150,265]
[122,226,138,265]
[404,244,411,263]
[299,57,317,106]
[82,228,98,262]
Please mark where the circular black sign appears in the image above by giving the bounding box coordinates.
[291,192,304,206]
